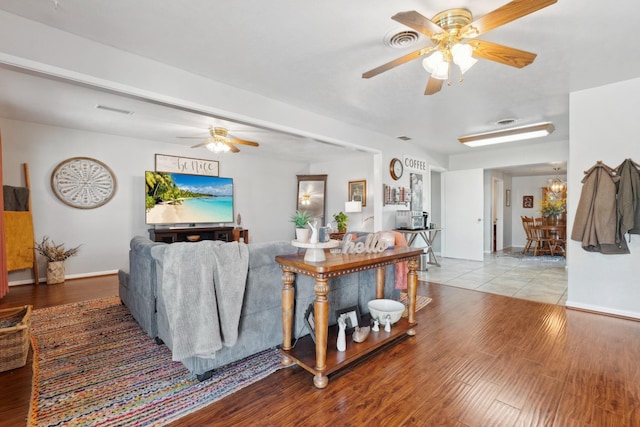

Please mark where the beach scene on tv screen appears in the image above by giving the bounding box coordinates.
[145,171,233,224]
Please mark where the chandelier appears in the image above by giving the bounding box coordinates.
[547,167,566,196]
[205,128,232,153]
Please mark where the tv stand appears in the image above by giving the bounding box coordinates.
[149,226,248,244]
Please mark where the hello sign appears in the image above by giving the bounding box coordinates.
[341,232,391,254]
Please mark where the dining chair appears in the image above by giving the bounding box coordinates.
[521,216,535,254]
[549,225,567,257]
[531,223,553,256]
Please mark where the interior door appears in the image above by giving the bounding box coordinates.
[443,168,484,261]
[493,178,504,252]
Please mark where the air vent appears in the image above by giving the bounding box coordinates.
[95,104,134,115]
[495,118,517,126]
[397,136,412,141]
[384,29,420,49]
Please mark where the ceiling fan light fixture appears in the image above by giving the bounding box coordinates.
[459,122,555,147]
[422,52,449,80]
[206,137,231,153]
[451,43,478,74]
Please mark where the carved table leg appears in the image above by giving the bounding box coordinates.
[406,258,418,336]
[281,269,295,366]
[375,267,385,299]
[313,276,330,388]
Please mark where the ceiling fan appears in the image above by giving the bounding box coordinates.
[185,127,260,153]
[362,0,557,95]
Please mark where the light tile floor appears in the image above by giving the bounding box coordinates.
[417,248,567,305]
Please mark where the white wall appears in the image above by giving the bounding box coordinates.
[311,153,375,232]
[510,174,566,248]
[568,77,640,318]
[1,118,305,283]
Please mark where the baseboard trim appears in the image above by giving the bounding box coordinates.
[9,269,118,286]
[566,301,640,322]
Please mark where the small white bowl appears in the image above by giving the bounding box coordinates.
[368,299,405,325]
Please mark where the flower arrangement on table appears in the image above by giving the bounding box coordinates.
[539,196,566,218]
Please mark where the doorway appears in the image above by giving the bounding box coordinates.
[492,177,504,252]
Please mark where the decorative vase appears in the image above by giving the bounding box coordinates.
[547,214,559,226]
[47,261,65,284]
[295,228,310,243]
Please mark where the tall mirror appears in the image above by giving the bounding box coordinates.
[296,174,327,225]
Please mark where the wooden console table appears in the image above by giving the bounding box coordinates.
[275,246,422,388]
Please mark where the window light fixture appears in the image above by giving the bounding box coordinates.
[458,122,555,147]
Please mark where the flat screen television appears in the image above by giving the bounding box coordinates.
[145,171,234,226]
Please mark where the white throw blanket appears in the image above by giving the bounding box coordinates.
[160,240,249,364]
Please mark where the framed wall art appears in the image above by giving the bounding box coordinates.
[348,180,366,207]
[523,195,534,208]
[51,157,117,209]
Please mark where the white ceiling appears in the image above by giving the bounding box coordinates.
[1,0,639,173]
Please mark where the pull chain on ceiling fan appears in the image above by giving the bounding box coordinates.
[362,0,557,95]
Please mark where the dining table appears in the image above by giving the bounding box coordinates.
[532,223,566,256]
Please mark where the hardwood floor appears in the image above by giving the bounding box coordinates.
[2,275,640,426]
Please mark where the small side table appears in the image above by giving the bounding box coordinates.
[394,228,443,267]
[291,240,340,262]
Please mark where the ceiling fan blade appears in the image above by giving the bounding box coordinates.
[425,77,443,95]
[190,141,210,148]
[392,10,443,38]
[223,141,240,153]
[362,46,436,79]
[468,39,537,68]
[230,138,260,147]
[461,0,557,38]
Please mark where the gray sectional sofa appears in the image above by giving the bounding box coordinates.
[118,235,397,379]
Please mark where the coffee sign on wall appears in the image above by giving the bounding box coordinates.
[402,155,428,173]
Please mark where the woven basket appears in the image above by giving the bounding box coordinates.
[0,305,32,372]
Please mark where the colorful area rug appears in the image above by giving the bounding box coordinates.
[28,297,285,427]
[399,293,432,317]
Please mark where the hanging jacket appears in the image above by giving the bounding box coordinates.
[571,164,629,254]
[616,158,640,235]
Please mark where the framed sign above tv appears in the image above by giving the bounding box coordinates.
[155,154,219,176]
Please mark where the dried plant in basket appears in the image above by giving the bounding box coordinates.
[34,236,81,262]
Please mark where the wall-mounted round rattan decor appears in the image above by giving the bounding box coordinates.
[51,157,117,209]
